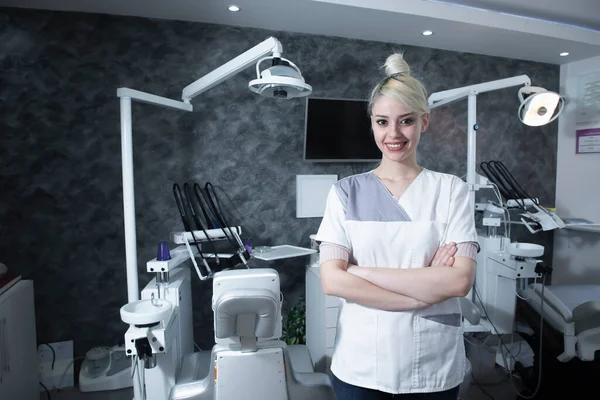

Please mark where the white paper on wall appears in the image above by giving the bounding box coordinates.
[576,70,600,125]
[296,175,338,218]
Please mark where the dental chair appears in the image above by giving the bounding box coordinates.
[514,283,600,399]
[170,268,335,400]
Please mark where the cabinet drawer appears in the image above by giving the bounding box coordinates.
[325,307,339,328]
[325,327,337,348]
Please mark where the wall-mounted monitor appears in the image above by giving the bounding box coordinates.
[303,97,381,162]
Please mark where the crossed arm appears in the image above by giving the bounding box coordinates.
[346,252,476,305]
[320,243,474,310]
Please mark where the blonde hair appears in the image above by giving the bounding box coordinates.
[367,53,430,116]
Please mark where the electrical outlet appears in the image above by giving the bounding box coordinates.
[38,340,74,390]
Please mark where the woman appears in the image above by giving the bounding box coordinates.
[315,53,479,399]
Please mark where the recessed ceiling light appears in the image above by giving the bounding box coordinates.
[422,30,434,36]
[228,5,240,12]
[560,52,569,57]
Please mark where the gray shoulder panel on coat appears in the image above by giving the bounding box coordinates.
[334,173,411,222]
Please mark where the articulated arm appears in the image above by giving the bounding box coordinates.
[182,37,283,103]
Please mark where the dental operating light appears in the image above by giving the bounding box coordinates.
[517,86,564,126]
[182,36,311,103]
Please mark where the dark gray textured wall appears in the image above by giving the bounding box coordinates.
[0,8,559,354]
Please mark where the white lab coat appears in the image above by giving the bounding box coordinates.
[315,168,478,394]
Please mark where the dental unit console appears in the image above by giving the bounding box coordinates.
[119,227,334,400]
[116,36,336,400]
[430,77,600,399]
[427,76,565,335]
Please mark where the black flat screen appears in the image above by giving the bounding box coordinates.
[304,98,381,162]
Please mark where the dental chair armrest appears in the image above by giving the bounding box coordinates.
[573,301,600,335]
[576,327,600,361]
[169,376,212,400]
[530,283,573,322]
[459,297,481,326]
[293,372,333,387]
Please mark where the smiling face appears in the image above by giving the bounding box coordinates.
[370,95,429,167]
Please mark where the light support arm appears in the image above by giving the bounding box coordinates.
[181,37,284,103]
[117,89,193,304]
[119,95,139,304]
[118,89,192,400]
[427,75,532,214]
[429,75,531,105]
[467,93,477,213]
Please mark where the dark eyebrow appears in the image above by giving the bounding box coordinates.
[373,113,415,118]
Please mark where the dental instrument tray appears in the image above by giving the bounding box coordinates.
[251,245,316,261]
[562,218,600,233]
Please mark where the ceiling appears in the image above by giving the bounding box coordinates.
[1,0,600,65]
[432,0,600,31]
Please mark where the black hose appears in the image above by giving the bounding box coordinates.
[183,183,220,265]
[173,183,209,274]
[201,182,243,254]
[193,183,215,229]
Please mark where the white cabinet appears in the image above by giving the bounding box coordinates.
[0,280,38,400]
[305,266,341,375]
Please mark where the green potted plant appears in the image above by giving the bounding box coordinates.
[281,298,306,345]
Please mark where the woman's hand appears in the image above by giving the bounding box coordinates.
[430,242,457,267]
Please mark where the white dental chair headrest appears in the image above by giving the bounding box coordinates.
[214,288,278,339]
[212,268,282,352]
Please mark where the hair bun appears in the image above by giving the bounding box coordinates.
[383,53,411,78]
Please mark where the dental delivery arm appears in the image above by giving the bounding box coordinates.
[347,257,476,304]
[320,259,430,311]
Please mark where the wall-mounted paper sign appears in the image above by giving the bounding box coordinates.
[577,71,600,124]
[296,175,338,218]
[576,128,600,154]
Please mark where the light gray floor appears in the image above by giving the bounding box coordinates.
[42,351,522,400]
[462,361,523,400]
[45,388,133,400]
[42,340,524,400]
[44,379,521,400]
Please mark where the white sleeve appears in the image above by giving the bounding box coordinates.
[445,177,479,249]
[314,186,350,250]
